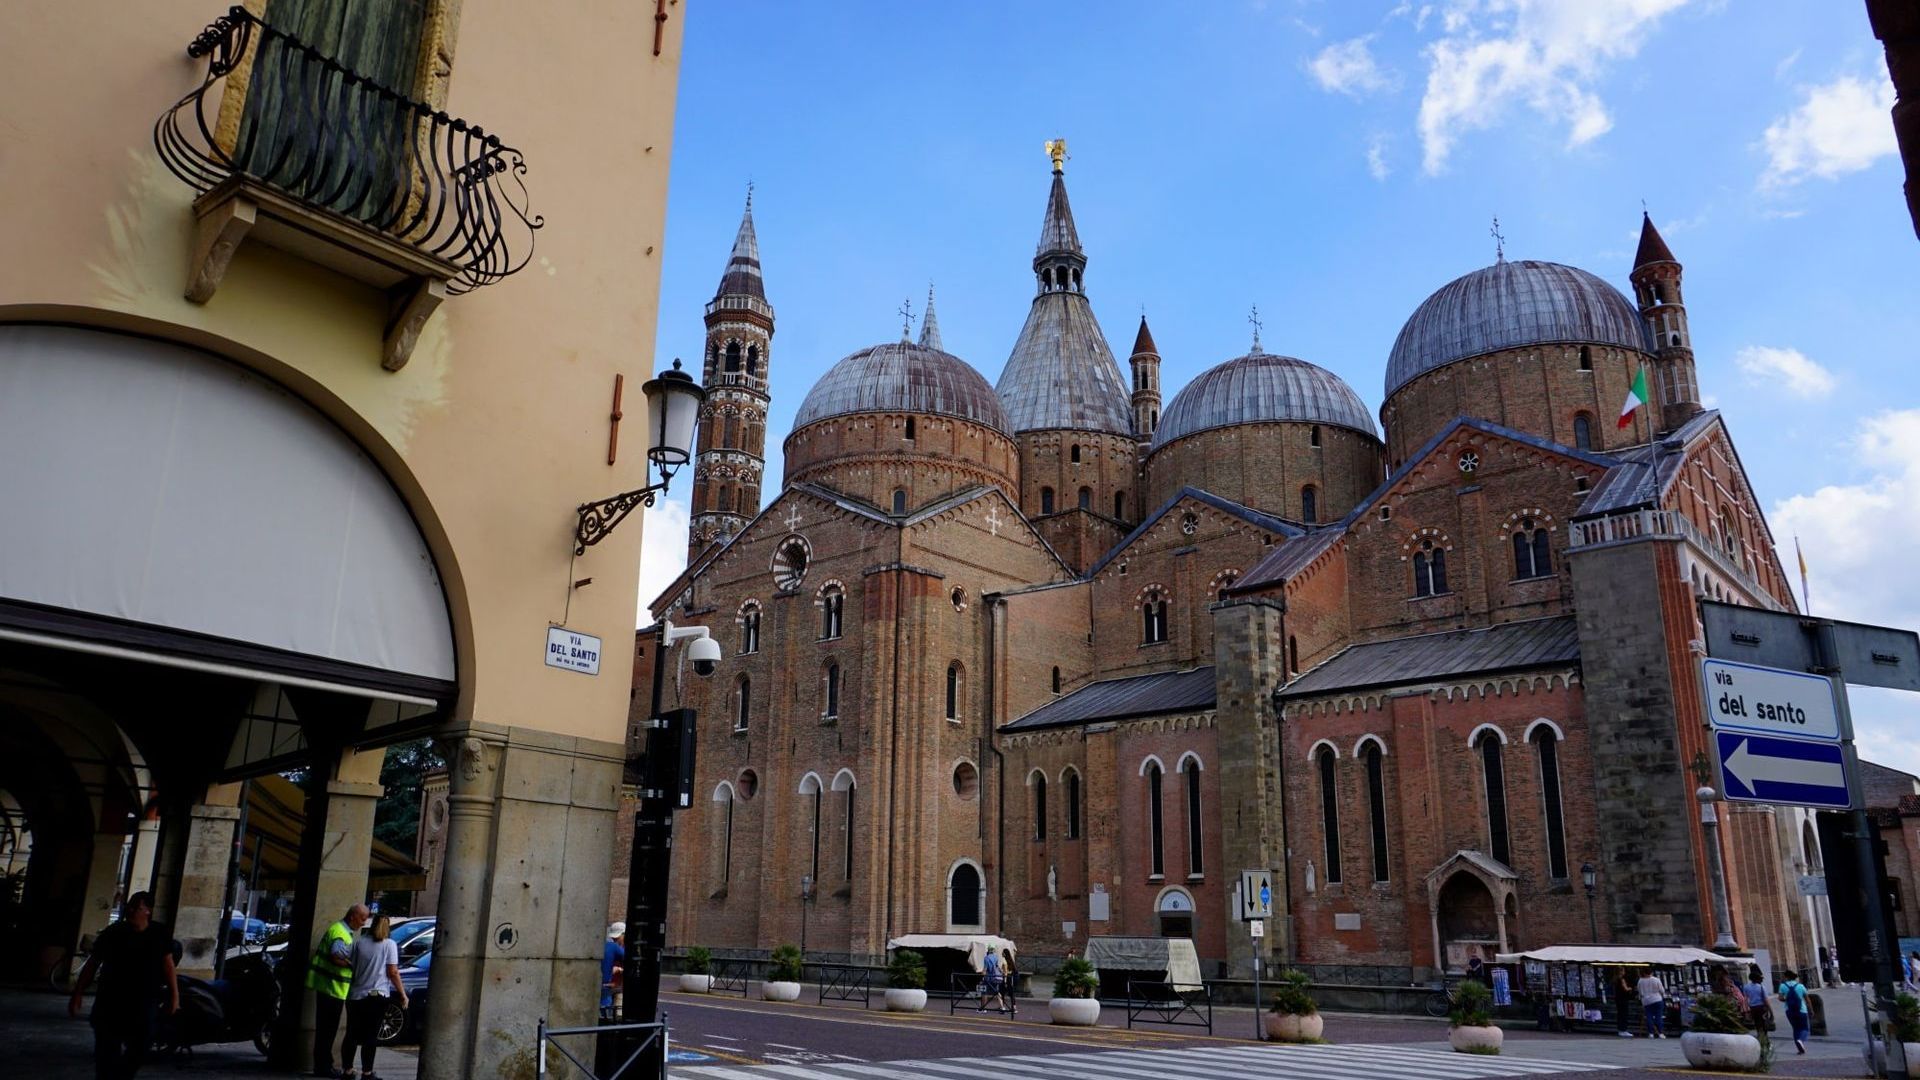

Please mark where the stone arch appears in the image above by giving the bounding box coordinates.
[1138,753,1167,776]
[1352,734,1388,758]
[1426,851,1519,968]
[1467,723,1509,746]
[1523,718,1565,742]
[947,858,985,930]
[1307,738,1341,760]
[797,771,824,796]
[1175,751,1203,772]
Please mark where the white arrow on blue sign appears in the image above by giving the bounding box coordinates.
[1715,730,1852,810]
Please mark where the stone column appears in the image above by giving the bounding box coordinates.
[75,827,126,949]
[126,815,162,896]
[173,783,244,977]
[1212,598,1287,978]
[423,725,624,1080]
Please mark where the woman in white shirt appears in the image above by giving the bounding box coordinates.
[344,914,409,1079]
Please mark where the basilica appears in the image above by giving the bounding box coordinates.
[647,145,1834,980]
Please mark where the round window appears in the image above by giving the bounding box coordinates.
[950,586,967,612]
[737,769,759,800]
[952,761,979,800]
[772,535,810,590]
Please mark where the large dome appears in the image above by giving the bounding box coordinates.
[1385,260,1652,398]
[793,341,1010,433]
[1151,349,1377,449]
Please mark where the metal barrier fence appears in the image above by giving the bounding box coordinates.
[709,959,753,997]
[810,962,872,1008]
[1287,963,1422,987]
[536,1018,667,1080]
[1123,980,1212,1033]
[947,971,1016,1016]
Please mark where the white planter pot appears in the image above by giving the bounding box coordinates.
[677,973,713,993]
[1264,1012,1324,1042]
[761,980,802,1002]
[1449,1025,1504,1054]
[884,988,928,1013]
[1049,997,1101,1026]
[1904,1041,1920,1079]
[1680,1032,1762,1070]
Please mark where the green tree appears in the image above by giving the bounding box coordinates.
[372,739,444,854]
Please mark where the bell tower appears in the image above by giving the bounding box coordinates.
[1128,315,1162,438]
[688,191,775,559]
[1630,212,1700,433]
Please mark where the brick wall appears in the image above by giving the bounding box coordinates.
[1143,422,1384,524]
[1381,344,1646,467]
[782,412,1019,513]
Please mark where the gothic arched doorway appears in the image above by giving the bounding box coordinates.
[1426,850,1518,973]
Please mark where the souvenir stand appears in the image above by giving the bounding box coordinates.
[1495,945,1727,1032]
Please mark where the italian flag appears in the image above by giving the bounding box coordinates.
[1617,366,1649,429]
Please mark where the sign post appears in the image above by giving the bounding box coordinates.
[1241,870,1274,1040]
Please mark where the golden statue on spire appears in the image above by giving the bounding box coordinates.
[1045,138,1068,173]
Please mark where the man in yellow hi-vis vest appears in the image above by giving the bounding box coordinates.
[308,904,369,1078]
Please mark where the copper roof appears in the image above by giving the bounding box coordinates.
[1151,350,1378,449]
[1385,260,1652,399]
[794,341,1009,432]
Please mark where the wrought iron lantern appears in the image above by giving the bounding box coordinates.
[1580,862,1597,892]
[575,360,705,554]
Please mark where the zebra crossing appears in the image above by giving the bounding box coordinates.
[673,1041,1623,1079]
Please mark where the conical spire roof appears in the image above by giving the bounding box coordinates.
[1035,170,1082,259]
[714,189,765,300]
[918,285,944,351]
[1130,315,1159,357]
[1633,212,1676,269]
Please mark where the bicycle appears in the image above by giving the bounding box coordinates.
[48,943,89,993]
[1424,979,1455,1018]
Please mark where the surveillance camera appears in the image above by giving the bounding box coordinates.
[687,634,721,677]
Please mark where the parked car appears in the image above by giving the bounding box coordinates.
[226,914,269,947]
[381,947,432,1045]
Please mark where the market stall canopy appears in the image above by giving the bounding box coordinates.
[1084,936,1203,991]
[1496,945,1729,966]
[887,934,1016,970]
[240,774,427,892]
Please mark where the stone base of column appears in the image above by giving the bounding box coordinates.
[175,792,243,977]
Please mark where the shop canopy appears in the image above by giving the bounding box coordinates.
[240,774,427,892]
[887,934,1017,970]
[1496,945,1730,967]
[1085,936,1204,991]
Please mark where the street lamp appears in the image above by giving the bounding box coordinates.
[800,875,814,958]
[1580,861,1598,942]
[575,359,705,554]
[1696,786,1741,952]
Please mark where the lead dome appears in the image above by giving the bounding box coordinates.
[1151,349,1377,449]
[793,341,1009,432]
[1385,260,1652,399]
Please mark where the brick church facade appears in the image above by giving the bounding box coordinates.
[644,147,1836,979]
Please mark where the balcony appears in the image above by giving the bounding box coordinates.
[1569,507,1785,612]
[155,6,542,370]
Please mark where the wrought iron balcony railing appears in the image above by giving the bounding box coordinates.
[155,6,541,301]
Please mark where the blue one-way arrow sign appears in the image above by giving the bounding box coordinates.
[1715,731,1852,810]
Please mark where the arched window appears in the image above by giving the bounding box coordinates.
[725,341,742,372]
[1301,485,1318,524]
[1578,345,1592,371]
[1654,282,1668,304]
[1413,540,1448,597]
[1051,666,1062,694]
[1532,725,1569,879]
[819,585,844,640]
[1182,756,1203,877]
[1512,517,1552,579]
[1146,760,1165,877]
[739,602,761,655]
[735,676,751,732]
[1310,424,1322,448]
[1114,491,1126,519]
[946,663,962,720]
[1573,413,1593,450]
[949,862,983,928]
[1040,487,1055,515]
[1316,746,1342,883]
[904,417,916,441]
[1287,635,1299,675]
[1364,741,1389,882]
[822,661,840,718]
[832,771,857,881]
[1477,729,1511,865]
[1719,507,1743,564]
[712,782,735,885]
[1072,269,1081,290]
[1042,268,1054,290]
[1070,444,1082,464]
[1077,486,1091,510]
[799,772,825,885]
[1033,773,1048,841]
[1065,768,1082,840]
[1141,591,1169,645]
[746,344,760,374]
[1150,409,1158,428]
[892,489,907,515]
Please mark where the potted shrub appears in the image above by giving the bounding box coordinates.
[1680,991,1762,1071]
[678,947,713,993]
[1448,979,1503,1054]
[1891,992,1920,1078]
[1264,969,1324,1042]
[884,949,928,1012]
[762,944,803,1002]
[1049,956,1101,1026]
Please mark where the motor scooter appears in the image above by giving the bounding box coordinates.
[155,944,279,1057]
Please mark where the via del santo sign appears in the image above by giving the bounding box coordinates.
[545,625,602,676]
[1701,658,1840,742]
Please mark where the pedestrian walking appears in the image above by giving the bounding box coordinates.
[1777,969,1811,1054]
[67,891,178,1080]
[1613,969,1636,1037]
[995,948,1018,1014]
[602,923,626,1019]
[1635,968,1668,1039]
[1742,966,1771,1047]
[978,947,1005,1013]
[309,903,370,1078]
[344,913,408,1080]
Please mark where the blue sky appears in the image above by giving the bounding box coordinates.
[640,1,1918,769]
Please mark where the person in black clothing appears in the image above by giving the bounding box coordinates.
[67,891,179,1080]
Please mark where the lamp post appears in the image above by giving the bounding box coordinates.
[1696,786,1740,952]
[575,359,705,554]
[800,875,814,958]
[1581,861,1598,942]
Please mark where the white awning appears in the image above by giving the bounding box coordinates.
[1496,945,1730,967]
[887,934,1017,970]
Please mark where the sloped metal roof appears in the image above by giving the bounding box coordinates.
[714,198,765,301]
[794,341,1009,432]
[1576,409,1721,517]
[1386,260,1652,399]
[1152,350,1377,449]
[1279,616,1580,698]
[1003,666,1217,732]
[1036,170,1081,257]
[996,291,1134,434]
[1232,527,1347,593]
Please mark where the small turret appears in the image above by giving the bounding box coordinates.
[688,188,776,558]
[1630,212,1700,433]
[1128,316,1162,438]
[919,284,944,352]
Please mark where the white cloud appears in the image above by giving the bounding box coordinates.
[1417,0,1692,174]
[1773,48,1802,80]
[1760,73,1897,188]
[1308,36,1396,98]
[1366,135,1392,180]
[1771,410,1920,776]
[636,496,690,625]
[1732,345,1835,399]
